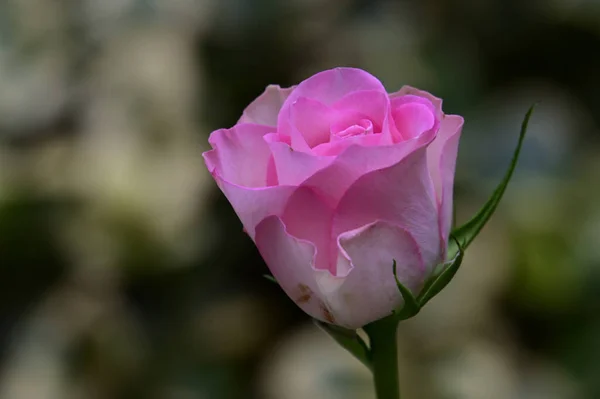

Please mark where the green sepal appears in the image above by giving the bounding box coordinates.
[314,320,372,371]
[417,235,464,307]
[452,105,536,250]
[392,260,421,320]
[263,274,277,284]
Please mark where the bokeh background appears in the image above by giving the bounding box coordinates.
[1,0,599,398]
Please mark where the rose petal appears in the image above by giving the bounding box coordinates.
[312,132,385,156]
[390,87,464,249]
[426,114,464,245]
[315,221,425,328]
[255,215,335,324]
[331,118,373,138]
[331,90,390,134]
[289,97,334,148]
[203,123,275,188]
[278,68,388,144]
[211,177,296,239]
[391,101,436,140]
[301,128,437,208]
[332,147,441,273]
[268,141,335,185]
[332,90,390,129]
[281,187,335,272]
[284,68,387,107]
[239,85,295,127]
[389,86,443,119]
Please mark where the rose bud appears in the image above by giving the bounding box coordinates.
[204,68,464,328]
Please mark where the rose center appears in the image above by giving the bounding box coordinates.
[330,118,373,140]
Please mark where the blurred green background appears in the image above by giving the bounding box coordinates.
[0,0,599,398]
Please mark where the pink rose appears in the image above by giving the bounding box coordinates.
[203,68,464,328]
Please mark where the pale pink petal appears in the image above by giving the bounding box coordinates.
[289,97,334,148]
[268,141,335,185]
[315,221,425,328]
[281,187,335,272]
[277,68,387,145]
[426,114,464,246]
[213,177,296,239]
[301,128,437,208]
[312,132,385,156]
[286,114,313,153]
[255,215,336,324]
[283,68,387,107]
[390,87,464,249]
[203,123,275,188]
[391,100,437,140]
[389,86,443,119]
[330,118,373,138]
[239,85,295,127]
[332,147,441,273]
[331,90,390,133]
[266,155,278,186]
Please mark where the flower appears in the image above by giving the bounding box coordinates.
[203,68,464,328]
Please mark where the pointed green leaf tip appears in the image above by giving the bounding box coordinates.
[452,105,536,250]
[314,320,372,370]
[392,260,420,319]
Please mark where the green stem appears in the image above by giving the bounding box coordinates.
[364,316,400,399]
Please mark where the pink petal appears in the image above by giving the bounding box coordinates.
[331,90,390,134]
[255,215,336,324]
[239,85,295,127]
[277,68,387,146]
[283,68,387,107]
[317,221,425,328]
[391,101,436,140]
[213,178,297,239]
[331,118,374,138]
[204,124,297,239]
[268,141,335,185]
[300,128,437,208]
[203,123,275,188]
[289,97,335,148]
[426,114,464,245]
[389,86,443,119]
[332,147,441,273]
[389,87,464,252]
[312,132,385,156]
[281,187,335,272]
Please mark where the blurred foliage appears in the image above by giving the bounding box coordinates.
[0,0,599,398]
